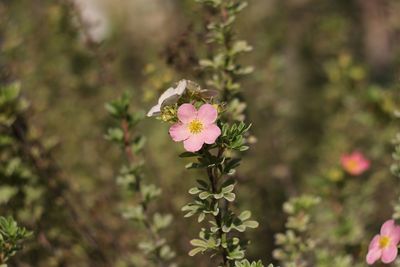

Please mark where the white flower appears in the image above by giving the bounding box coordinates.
[147,80,187,117]
[146,79,220,117]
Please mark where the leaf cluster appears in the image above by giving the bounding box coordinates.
[273,195,320,267]
[196,0,252,118]
[105,93,176,266]
[234,259,272,267]
[0,83,29,127]
[220,122,251,151]
[180,125,261,266]
[0,216,32,266]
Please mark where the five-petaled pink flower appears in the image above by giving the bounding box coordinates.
[169,103,221,152]
[341,151,370,176]
[366,219,400,265]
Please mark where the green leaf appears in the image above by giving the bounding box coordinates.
[131,110,145,124]
[235,260,265,267]
[132,135,146,153]
[199,191,212,200]
[159,244,176,260]
[227,247,245,260]
[199,59,215,68]
[224,193,236,202]
[231,41,253,55]
[122,206,145,221]
[189,187,202,195]
[142,184,162,202]
[239,145,249,151]
[188,247,204,257]
[153,213,173,231]
[242,220,259,229]
[222,184,235,194]
[213,192,224,199]
[0,186,17,204]
[0,135,13,147]
[104,128,124,142]
[0,216,32,264]
[190,239,208,248]
[198,213,206,223]
[238,211,251,221]
[1,82,21,102]
[104,102,119,117]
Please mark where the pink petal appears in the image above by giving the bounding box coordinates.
[169,123,190,142]
[183,135,205,152]
[381,220,396,236]
[391,226,400,244]
[366,248,382,265]
[202,124,221,144]
[382,245,398,264]
[369,235,381,250]
[353,152,370,170]
[198,104,218,124]
[360,161,370,172]
[177,104,197,123]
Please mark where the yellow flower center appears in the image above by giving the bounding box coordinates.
[379,236,390,248]
[188,119,203,134]
[347,160,359,172]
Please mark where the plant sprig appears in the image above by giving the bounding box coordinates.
[0,216,32,266]
[171,1,267,266]
[273,195,320,267]
[179,120,260,266]
[197,0,253,121]
[105,92,176,267]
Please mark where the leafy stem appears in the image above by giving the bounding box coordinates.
[0,216,32,266]
[183,121,259,265]
[197,0,253,121]
[205,149,230,266]
[121,117,167,267]
[106,94,175,267]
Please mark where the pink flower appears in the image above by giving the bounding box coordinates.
[169,103,221,152]
[366,219,400,265]
[341,151,370,176]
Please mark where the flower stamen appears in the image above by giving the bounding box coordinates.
[188,119,203,134]
[379,236,390,248]
[347,160,358,172]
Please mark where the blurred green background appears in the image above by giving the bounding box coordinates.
[1,0,400,266]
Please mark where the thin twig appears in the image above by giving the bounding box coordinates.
[120,118,167,267]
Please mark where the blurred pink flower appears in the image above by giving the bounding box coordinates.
[169,103,221,152]
[366,219,400,265]
[341,151,370,176]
